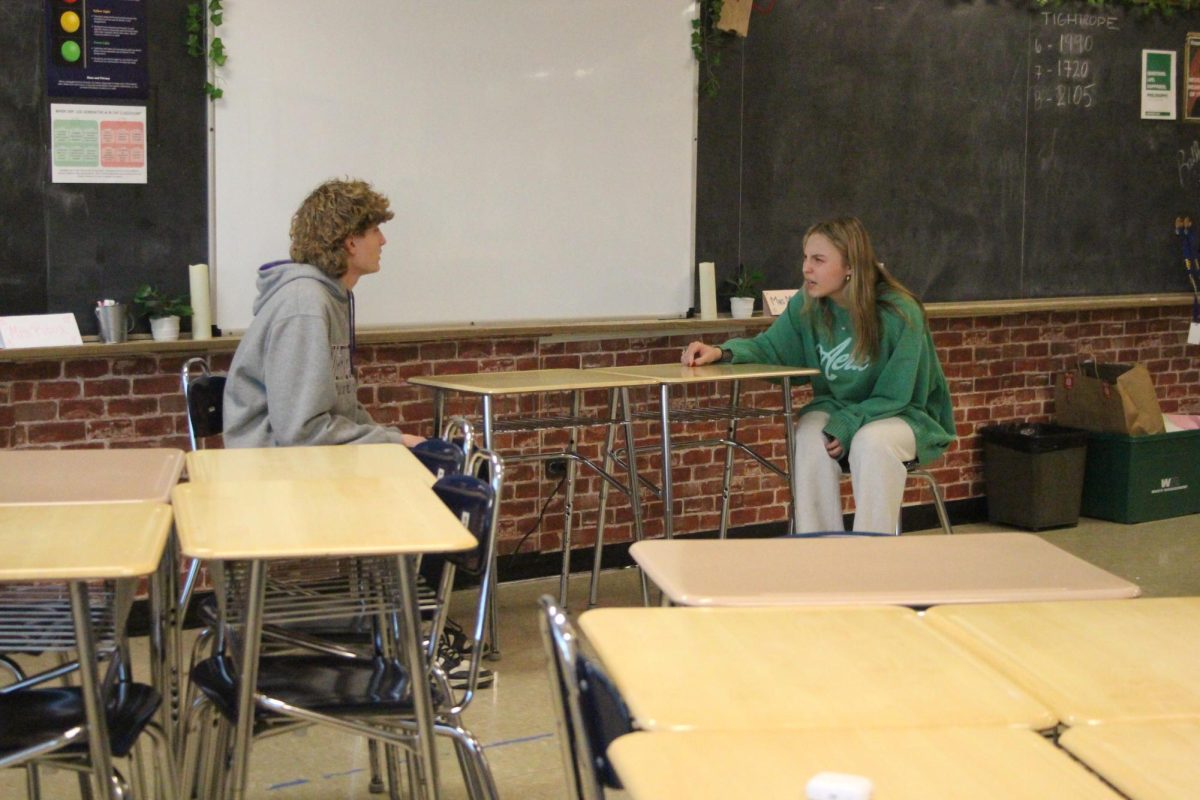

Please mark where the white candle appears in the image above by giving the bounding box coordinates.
[698,261,717,320]
[189,263,212,340]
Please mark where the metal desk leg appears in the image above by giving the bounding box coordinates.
[147,545,177,754]
[657,383,675,540]
[229,560,266,800]
[432,389,445,437]
[781,377,797,533]
[588,389,621,607]
[558,390,581,607]
[481,396,500,659]
[68,581,117,800]
[717,380,742,539]
[620,387,650,606]
[397,555,441,800]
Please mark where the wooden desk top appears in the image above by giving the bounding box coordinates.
[0,448,184,505]
[925,597,1200,726]
[632,534,1140,607]
[609,727,1120,800]
[593,362,818,384]
[185,444,434,486]
[1058,720,1200,800]
[0,503,173,580]
[408,367,660,394]
[578,605,1054,732]
[171,478,475,560]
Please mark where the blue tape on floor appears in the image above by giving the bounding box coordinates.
[485,732,554,749]
[323,768,367,779]
[267,778,311,790]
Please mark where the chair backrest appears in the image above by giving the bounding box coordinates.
[181,356,226,450]
[537,595,633,800]
[411,415,475,478]
[426,449,503,708]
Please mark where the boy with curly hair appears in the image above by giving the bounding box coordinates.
[223,178,424,448]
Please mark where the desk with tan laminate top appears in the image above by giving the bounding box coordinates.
[410,368,662,607]
[924,597,1200,726]
[578,605,1054,732]
[0,502,173,799]
[0,447,184,505]
[631,533,1140,607]
[170,476,475,800]
[184,442,434,486]
[1058,719,1200,800]
[608,727,1121,800]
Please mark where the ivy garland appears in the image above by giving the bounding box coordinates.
[691,0,729,100]
[186,1,226,100]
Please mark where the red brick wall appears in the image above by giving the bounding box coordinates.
[3,305,1197,556]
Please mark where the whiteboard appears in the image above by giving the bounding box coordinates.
[212,1,698,331]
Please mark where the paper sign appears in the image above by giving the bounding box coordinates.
[716,0,752,37]
[1141,49,1177,120]
[762,289,799,316]
[0,314,83,349]
[1189,321,1200,345]
[51,103,148,184]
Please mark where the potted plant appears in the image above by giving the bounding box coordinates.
[723,264,763,319]
[132,284,192,341]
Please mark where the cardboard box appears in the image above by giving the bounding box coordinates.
[1081,429,1200,523]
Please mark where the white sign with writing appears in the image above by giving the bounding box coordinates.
[0,314,83,349]
[1141,49,1176,120]
[762,289,800,317]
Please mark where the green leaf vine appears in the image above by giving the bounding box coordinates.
[691,0,729,100]
[186,1,226,100]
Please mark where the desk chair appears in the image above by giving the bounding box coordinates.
[180,357,226,621]
[181,451,505,800]
[0,583,177,800]
[538,595,634,800]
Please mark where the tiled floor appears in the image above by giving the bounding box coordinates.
[3,514,1198,798]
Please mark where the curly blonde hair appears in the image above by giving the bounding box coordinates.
[289,179,395,278]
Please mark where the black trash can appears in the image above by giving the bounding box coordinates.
[980,422,1089,530]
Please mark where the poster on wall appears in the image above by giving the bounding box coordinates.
[50,103,147,184]
[1186,34,1200,122]
[45,0,149,99]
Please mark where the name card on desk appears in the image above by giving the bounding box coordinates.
[0,314,83,349]
[762,289,799,317]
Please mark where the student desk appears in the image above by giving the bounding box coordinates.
[409,368,659,606]
[0,448,185,748]
[607,727,1121,800]
[0,448,185,506]
[631,533,1141,607]
[184,441,434,486]
[924,597,1200,727]
[1058,719,1200,800]
[170,475,475,800]
[577,605,1054,732]
[0,502,173,799]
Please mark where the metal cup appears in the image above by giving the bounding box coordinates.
[94,303,134,344]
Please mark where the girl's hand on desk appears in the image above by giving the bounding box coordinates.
[681,341,722,366]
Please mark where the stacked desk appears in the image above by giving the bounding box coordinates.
[171,444,474,800]
[0,502,174,799]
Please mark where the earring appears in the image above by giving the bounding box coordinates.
[844,273,852,283]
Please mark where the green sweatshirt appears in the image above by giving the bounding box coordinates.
[722,291,956,465]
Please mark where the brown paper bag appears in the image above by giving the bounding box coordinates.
[1054,361,1165,436]
[715,0,753,37]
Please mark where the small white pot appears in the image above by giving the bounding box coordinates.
[730,296,755,319]
[150,315,181,341]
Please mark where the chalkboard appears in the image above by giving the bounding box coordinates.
[696,0,1200,302]
[211,1,696,332]
[0,0,207,335]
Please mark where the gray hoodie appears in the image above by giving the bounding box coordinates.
[222,261,404,448]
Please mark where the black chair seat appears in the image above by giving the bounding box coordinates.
[0,682,161,758]
[191,654,445,725]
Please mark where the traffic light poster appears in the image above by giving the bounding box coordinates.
[45,0,148,99]
[50,103,147,184]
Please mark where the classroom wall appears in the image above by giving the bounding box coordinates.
[3,304,1197,557]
